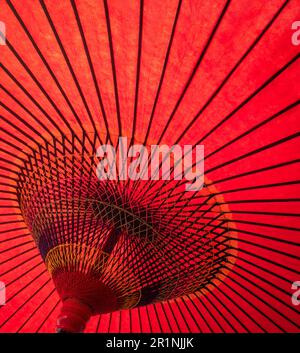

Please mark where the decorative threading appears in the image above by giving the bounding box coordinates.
[17,133,237,312]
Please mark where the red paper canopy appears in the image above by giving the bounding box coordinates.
[0,0,299,333]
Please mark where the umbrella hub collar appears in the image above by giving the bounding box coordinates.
[54,271,118,333]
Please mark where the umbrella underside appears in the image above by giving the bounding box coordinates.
[0,0,299,333]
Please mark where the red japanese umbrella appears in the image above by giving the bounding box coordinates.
[0,0,299,333]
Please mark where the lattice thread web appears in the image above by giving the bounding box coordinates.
[16,133,237,311]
